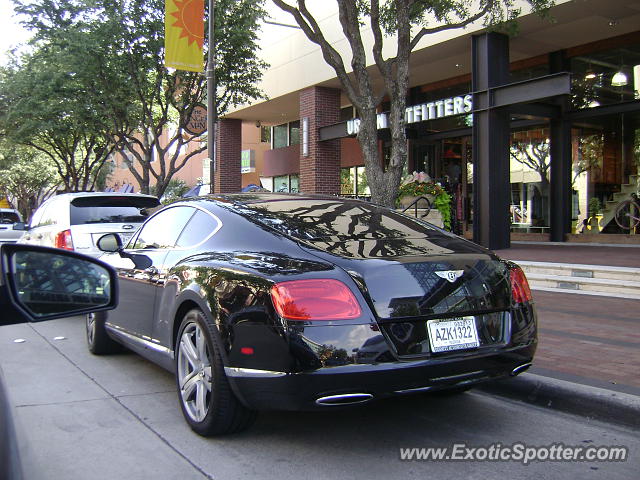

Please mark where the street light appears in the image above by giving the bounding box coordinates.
[207,0,216,193]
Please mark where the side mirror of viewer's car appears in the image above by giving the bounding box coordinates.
[0,244,118,325]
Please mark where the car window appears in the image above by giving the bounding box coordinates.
[129,206,196,250]
[29,203,45,227]
[70,196,159,225]
[34,200,58,228]
[0,211,20,224]
[175,209,221,248]
[241,198,438,241]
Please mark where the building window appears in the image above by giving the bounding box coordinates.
[272,121,302,149]
[340,166,370,198]
[273,174,299,193]
[340,106,355,122]
[120,151,134,169]
[289,120,300,146]
[260,126,271,144]
[569,41,640,109]
[273,124,288,149]
[509,128,551,233]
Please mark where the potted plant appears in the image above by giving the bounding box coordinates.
[587,197,602,232]
[397,172,452,230]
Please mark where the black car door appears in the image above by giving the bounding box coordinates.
[106,206,196,341]
[152,207,223,348]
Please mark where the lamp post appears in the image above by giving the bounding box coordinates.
[207,0,216,193]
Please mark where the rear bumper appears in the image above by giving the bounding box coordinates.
[226,343,536,411]
[225,303,537,411]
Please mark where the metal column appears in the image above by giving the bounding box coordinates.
[472,33,511,250]
[549,51,572,242]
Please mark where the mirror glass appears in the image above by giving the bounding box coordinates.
[97,233,121,252]
[11,250,112,317]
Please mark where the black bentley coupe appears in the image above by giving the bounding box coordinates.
[91,193,536,436]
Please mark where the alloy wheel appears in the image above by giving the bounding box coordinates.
[177,322,213,422]
[86,313,95,345]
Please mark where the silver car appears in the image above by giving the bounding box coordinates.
[18,192,160,256]
[0,209,24,244]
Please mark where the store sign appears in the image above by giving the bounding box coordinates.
[241,149,255,173]
[346,94,472,136]
[405,94,472,123]
[184,104,207,136]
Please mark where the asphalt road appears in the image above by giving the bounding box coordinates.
[1,316,638,480]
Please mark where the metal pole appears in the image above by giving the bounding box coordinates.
[207,0,216,193]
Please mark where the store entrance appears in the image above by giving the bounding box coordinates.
[411,136,473,235]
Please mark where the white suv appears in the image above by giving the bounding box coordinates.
[18,192,160,256]
[0,208,24,244]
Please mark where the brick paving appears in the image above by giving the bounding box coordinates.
[495,242,640,268]
[495,243,640,396]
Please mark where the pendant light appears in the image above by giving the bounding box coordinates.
[611,70,628,87]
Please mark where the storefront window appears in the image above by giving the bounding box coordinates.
[509,127,551,233]
[272,174,299,193]
[290,175,299,193]
[569,42,640,109]
[274,175,289,192]
[570,114,640,234]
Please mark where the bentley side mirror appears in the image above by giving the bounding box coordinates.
[97,233,152,270]
[97,233,123,252]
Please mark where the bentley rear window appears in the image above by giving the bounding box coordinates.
[240,198,437,241]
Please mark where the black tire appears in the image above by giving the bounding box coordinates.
[175,309,256,436]
[86,312,120,355]
[614,199,640,230]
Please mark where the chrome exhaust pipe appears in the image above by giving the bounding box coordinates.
[315,393,373,406]
[511,362,532,376]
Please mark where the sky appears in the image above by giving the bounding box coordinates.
[0,0,31,65]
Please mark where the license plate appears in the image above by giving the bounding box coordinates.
[427,317,479,353]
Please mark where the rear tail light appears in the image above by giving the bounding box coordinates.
[270,279,362,321]
[54,229,74,250]
[509,264,532,304]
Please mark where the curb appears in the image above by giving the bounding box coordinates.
[477,373,640,430]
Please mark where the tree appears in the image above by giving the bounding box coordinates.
[0,143,59,220]
[0,43,116,192]
[510,139,550,226]
[574,133,603,185]
[272,0,553,207]
[14,0,267,197]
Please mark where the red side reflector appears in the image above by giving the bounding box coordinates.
[510,265,533,304]
[54,229,74,250]
[240,347,254,355]
[270,279,362,321]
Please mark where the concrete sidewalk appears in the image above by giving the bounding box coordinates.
[480,276,640,429]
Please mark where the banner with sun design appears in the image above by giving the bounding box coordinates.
[165,0,204,72]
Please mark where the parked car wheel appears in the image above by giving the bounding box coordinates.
[86,312,120,355]
[176,309,256,436]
